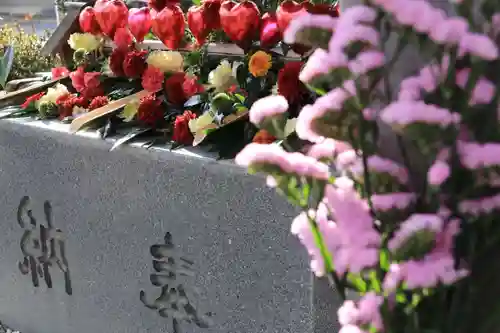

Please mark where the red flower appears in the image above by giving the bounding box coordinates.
[164,73,203,106]
[70,67,104,99]
[89,96,109,110]
[114,27,134,50]
[57,94,88,119]
[82,71,104,99]
[21,92,45,109]
[70,66,86,92]
[109,48,127,77]
[252,129,276,144]
[172,110,197,145]
[137,94,164,127]
[182,74,204,97]
[278,61,307,105]
[141,65,164,92]
[123,50,148,78]
[51,67,70,80]
[148,0,180,11]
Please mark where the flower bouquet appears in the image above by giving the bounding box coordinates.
[0,0,339,158]
[237,0,500,331]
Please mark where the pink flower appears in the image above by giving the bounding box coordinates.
[388,214,443,252]
[350,155,409,184]
[51,67,70,80]
[371,193,415,211]
[459,33,499,60]
[236,143,330,180]
[348,50,385,75]
[249,95,289,126]
[380,101,460,129]
[299,48,348,84]
[283,13,337,45]
[429,17,469,44]
[307,138,351,160]
[329,24,380,52]
[428,160,450,185]
[338,292,383,332]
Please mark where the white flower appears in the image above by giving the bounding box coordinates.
[189,111,214,134]
[37,83,69,107]
[68,33,101,52]
[208,60,241,92]
[147,51,184,73]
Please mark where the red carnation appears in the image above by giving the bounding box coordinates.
[137,94,164,127]
[172,110,197,145]
[114,27,134,51]
[182,74,204,97]
[57,94,88,119]
[123,50,148,78]
[109,48,127,77]
[278,61,307,105]
[82,71,104,99]
[21,92,45,109]
[89,96,109,110]
[164,73,203,106]
[141,65,164,92]
[51,67,70,80]
[70,66,86,92]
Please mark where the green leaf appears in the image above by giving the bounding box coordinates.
[234,93,246,103]
[0,45,14,89]
[192,0,201,5]
[110,128,152,151]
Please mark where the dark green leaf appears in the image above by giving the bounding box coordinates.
[110,128,152,151]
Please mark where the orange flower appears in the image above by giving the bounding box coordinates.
[248,51,272,77]
[252,129,277,144]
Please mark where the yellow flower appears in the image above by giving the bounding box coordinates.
[147,51,184,73]
[119,100,140,122]
[68,33,101,52]
[189,112,214,134]
[37,83,69,107]
[208,60,240,92]
[248,51,272,77]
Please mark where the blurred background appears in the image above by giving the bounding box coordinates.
[0,0,58,34]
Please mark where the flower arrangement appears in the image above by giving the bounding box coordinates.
[237,0,500,331]
[3,0,333,157]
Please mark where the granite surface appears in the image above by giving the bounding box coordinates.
[0,121,329,333]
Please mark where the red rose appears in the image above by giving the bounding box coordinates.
[109,48,127,77]
[278,61,307,105]
[70,66,86,92]
[141,65,164,92]
[82,71,104,99]
[164,72,187,105]
[172,110,197,145]
[89,96,109,110]
[21,92,45,109]
[123,50,148,78]
[137,94,164,127]
[114,27,134,50]
[51,67,70,80]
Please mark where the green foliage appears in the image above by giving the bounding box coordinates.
[0,45,14,88]
[0,25,60,81]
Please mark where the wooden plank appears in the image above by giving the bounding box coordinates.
[70,89,151,133]
[0,77,69,108]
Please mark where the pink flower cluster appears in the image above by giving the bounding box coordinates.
[249,95,289,126]
[298,49,348,84]
[380,101,460,129]
[458,141,500,169]
[307,138,352,161]
[371,0,498,60]
[338,292,384,333]
[398,60,449,101]
[284,13,338,46]
[236,143,330,180]
[459,193,500,216]
[350,155,409,185]
[384,218,468,291]
[371,192,415,211]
